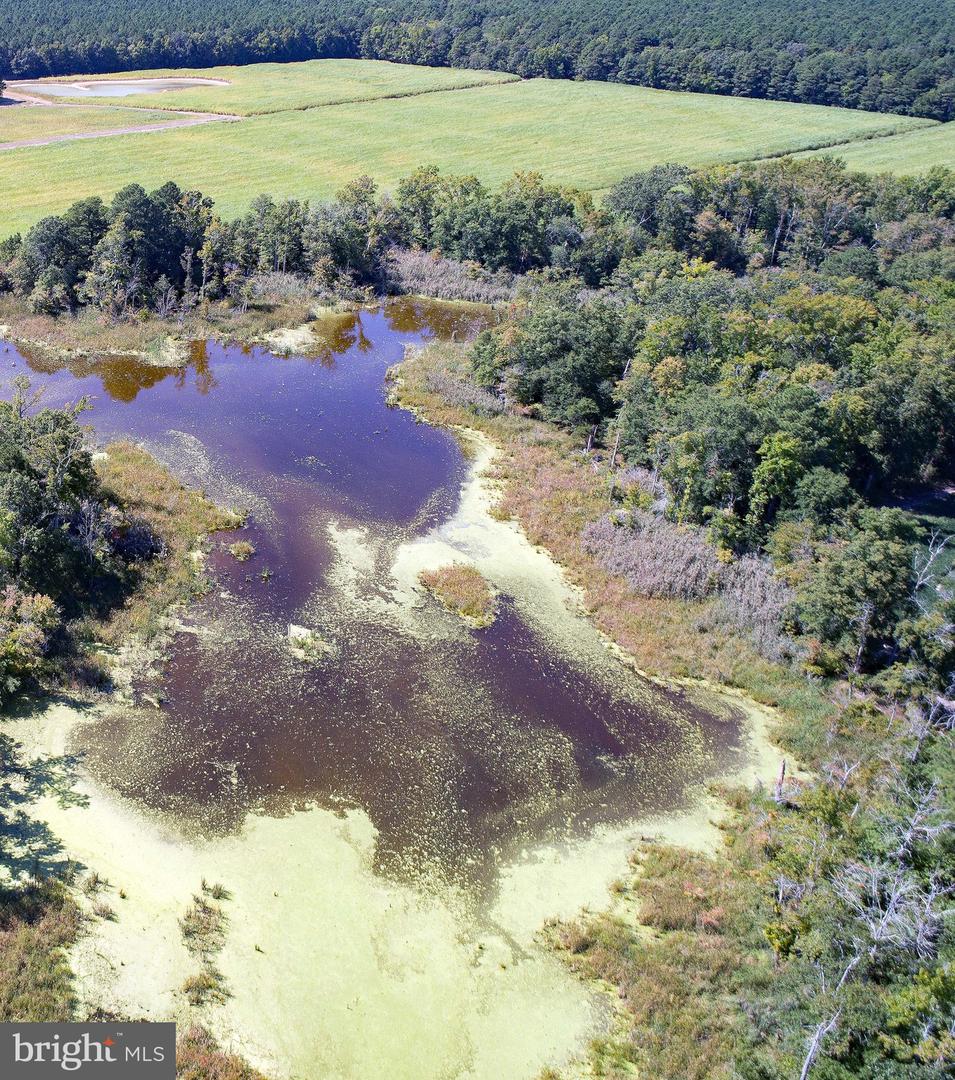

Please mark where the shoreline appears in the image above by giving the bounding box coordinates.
[5,302,791,1078]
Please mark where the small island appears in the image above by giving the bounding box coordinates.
[418,563,498,628]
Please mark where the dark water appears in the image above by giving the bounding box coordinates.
[4,299,745,890]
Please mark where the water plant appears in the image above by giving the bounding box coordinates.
[227,541,256,562]
[418,563,498,628]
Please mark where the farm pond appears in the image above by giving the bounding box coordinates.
[8,77,228,98]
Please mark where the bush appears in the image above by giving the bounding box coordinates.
[0,587,59,703]
[716,554,797,662]
[582,511,722,600]
[424,368,505,417]
[388,247,517,304]
[247,271,313,305]
[181,968,228,1007]
[226,541,255,562]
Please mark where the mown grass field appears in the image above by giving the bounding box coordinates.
[0,103,188,143]
[0,60,940,236]
[803,121,955,173]
[18,59,518,115]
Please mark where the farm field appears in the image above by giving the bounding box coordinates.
[15,59,519,115]
[802,121,955,173]
[0,60,940,236]
[0,103,196,145]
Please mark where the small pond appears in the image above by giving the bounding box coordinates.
[9,78,225,98]
[2,298,746,893]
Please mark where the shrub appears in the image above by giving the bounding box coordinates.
[0,587,59,703]
[716,554,797,662]
[248,271,313,305]
[424,368,505,417]
[181,968,229,1007]
[388,247,516,304]
[582,511,722,600]
[226,542,255,562]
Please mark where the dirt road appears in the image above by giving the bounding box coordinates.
[0,81,240,150]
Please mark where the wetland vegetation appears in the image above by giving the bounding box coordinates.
[419,563,498,627]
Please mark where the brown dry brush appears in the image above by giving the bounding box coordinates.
[582,512,797,661]
[0,880,80,1022]
[582,511,723,601]
[176,1026,267,1080]
[388,247,517,305]
[423,367,505,417]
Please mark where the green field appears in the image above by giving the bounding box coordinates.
[0,60,941,237]
[800,121,955,173]
[0,104,193,143]
[19,60,518,115]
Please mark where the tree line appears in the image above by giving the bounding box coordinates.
[2,156,952,688]
[1,0,954,119]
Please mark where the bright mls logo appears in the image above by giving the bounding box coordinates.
[1,1024,175,1078]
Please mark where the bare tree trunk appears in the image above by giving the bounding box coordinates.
[773,759,787,803]
[799,1011,841,1080]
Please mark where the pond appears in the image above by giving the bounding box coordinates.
[9,77,227,98]
[4,298,746,895]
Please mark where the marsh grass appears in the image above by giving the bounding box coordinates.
[180,886,232,1010]
[201,879,231,901]
[419,563,497,627]
[81,870,104,895]
[395,341,833,740]
[90,441,241,646]
[176,1025,267,1079]
[0,880,80,1021]
[181,968,230,1007]
[0,293,315,360]
[179,894,227,957]
[557,837,773,1080]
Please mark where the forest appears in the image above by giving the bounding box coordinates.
[2,0,954,119]
[0,155,953,1076]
